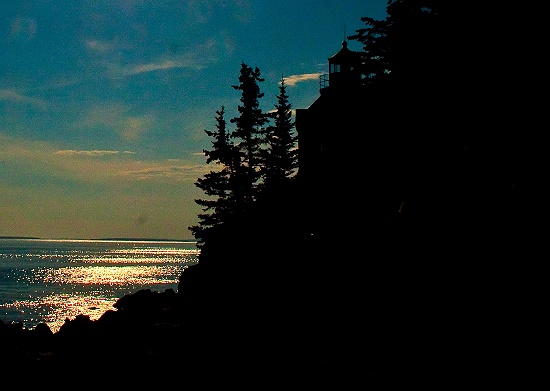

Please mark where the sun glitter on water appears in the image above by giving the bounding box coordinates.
[0,239,199,333]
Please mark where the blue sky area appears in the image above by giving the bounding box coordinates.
[0,0,388,240]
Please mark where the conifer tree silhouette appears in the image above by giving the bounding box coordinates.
[190,63,271,245]
[229,62,269,207]
[262,76,298,193]
[190,106,239,246]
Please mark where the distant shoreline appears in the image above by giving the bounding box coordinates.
[95,237,196,243]
[0,236,41,240]
[0,236,195,242]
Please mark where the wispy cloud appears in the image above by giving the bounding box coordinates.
[0,89,47,109]
[118,162,209,181]
[84,39,118,53]
[0,135,205,184]
[85,37,220,79]
[9,17,36,41]
[122,39,218,76]
[284,73,322,86]
[74,104,155,141]
[123,59,194,76]
[52,153,207,182]
[54,150,122,157]
[185,0,252,24]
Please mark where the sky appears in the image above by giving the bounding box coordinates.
[0,0,388,240]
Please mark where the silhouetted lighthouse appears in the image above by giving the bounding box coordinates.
[320,40,362,93]
[296,40,363,185]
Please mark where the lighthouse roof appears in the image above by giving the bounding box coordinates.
[328,40,362,65]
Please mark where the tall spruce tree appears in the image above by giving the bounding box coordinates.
[190,106,239,245]
[229,62,269,206]
[191,64,270,244]
[262,76,298,192]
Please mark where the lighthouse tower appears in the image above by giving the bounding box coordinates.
[296,40,364,185]
[320,40,362,93]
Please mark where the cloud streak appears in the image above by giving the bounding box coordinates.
[185,0,253,24]
[0,135,206,184]
[122,39,219,76]
[51,152,207,182]
[54,150,122,157]
[124,60,187,75]
[9,17,37,41]
[118,162,209,181]
[85,37,220,79]
[73,104,155,142]
[0,89,47,109]
[84,39,118,53]
[284,73,322,86]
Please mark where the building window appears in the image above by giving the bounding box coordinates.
[330,64,340,73]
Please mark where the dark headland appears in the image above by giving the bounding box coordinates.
[0,1,539,385]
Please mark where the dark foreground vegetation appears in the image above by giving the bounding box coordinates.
[0,1,537,385]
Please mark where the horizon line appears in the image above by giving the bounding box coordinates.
[0,235,197,243]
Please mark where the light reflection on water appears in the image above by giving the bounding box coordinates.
[6,294,117,333]
[39,265,184,285]
[0,239,199,333]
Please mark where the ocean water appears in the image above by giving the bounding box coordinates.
[0,238,199,333]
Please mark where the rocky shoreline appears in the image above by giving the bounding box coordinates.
[1,226,398,384]
[0,288,389,385]
[0,234,531,386]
